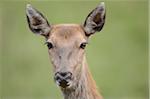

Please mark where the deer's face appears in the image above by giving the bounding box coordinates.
[47,24,87,88]
[26,3,105,89]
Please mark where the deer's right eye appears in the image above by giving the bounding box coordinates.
[46,42,53,49]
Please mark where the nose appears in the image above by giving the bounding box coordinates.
[55,72,72,88]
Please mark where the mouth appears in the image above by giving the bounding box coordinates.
[56,80,72,89]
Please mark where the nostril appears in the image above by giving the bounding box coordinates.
[55,75,60,81]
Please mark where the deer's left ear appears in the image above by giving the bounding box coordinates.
[26,4,51,36]
[83,2,106,36]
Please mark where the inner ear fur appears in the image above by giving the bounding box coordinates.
[83,2,106,36]
[26,4,51,36]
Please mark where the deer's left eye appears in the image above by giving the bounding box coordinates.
[80,42,87,49]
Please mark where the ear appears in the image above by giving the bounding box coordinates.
[83,2,106,36]
[26,4,51,36]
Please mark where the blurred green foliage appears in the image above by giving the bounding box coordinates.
[1,0,148,99]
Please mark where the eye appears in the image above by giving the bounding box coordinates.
[45,42,53,49]
[80,42,87,49]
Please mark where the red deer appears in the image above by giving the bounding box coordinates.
[26,2,105,99]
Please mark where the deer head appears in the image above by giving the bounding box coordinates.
[26,2,105,90]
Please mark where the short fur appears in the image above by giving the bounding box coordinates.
[26,2,105,99]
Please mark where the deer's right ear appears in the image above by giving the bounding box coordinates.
[26,4,51,36]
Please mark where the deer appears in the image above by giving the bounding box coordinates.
[26,2,105,99]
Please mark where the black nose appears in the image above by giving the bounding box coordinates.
[55,72,72,88]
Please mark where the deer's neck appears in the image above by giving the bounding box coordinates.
[62,56,102,99]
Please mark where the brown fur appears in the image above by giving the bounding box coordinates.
[26,3,105,99]
[47,24,102,99]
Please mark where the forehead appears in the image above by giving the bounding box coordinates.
[48,24,87,44]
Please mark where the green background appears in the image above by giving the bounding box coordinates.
[1,0,148,99]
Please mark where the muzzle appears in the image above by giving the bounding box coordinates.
[54,72,72,88]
